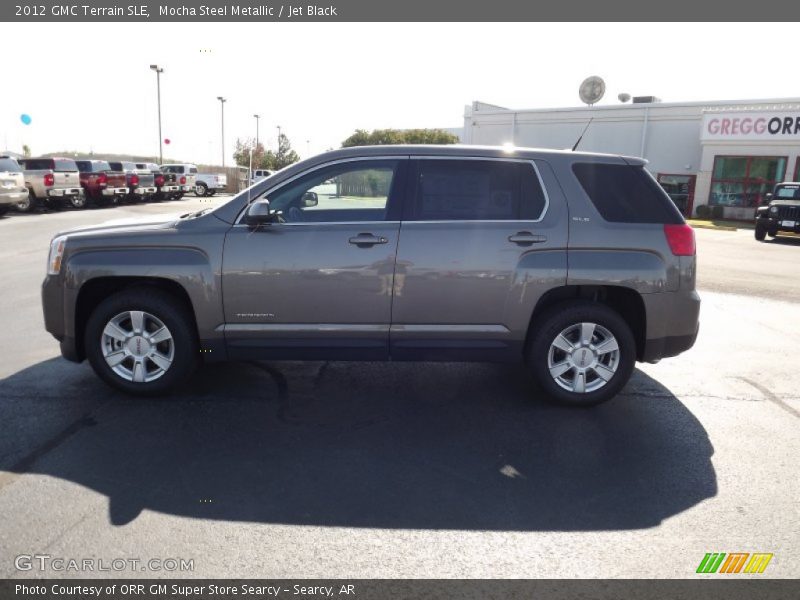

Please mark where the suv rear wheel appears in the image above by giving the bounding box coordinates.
[755,225,767,241]
[85,288,198,396]
[528,301,636,407]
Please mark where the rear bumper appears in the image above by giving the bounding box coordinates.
[641,289,700,362]
[47,188,81,197]
[0,188,28,203]
[101,187,128,196]
[179,185,192,192]
[132,186,158,195]
[160,185,180,193]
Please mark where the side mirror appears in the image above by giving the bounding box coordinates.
[301,191,318,207]
[244,199,281,227]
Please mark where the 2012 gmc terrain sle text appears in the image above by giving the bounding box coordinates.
[41,145,700,406]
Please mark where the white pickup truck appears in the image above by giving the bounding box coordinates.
[194,172,228,197]
[17,157,83,212]
[0,156,28,216]
[160,163,198,199]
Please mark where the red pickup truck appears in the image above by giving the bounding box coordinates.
[75,160,128,206]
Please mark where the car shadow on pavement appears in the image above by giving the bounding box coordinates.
[0,359,716,531]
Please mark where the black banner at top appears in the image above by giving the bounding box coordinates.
[2,0,800,21]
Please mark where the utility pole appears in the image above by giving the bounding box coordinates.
[149,65,164,163]
[217,96,227,166]
[254,114,260,149]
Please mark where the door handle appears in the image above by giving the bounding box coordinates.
[508,231,546,245]
[348,233,388,247]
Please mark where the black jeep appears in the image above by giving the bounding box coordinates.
[755,183,800,241]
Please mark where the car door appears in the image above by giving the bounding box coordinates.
[222,158,407,360]
[390,157,568,361]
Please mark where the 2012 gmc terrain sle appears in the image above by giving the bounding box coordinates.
[42,145,700,406]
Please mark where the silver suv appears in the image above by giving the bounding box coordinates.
[41,145,700,406]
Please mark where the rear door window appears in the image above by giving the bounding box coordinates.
[408,159,547,221]
[572,163,683,224]
[22,159,53,170]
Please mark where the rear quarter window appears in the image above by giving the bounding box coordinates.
[572,162,683,224]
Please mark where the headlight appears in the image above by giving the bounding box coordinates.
[769,205,778,214]
[47,235,67,275]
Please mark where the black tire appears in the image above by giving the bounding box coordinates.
[528,300,636,407]
[16,191,38,213]
[755,226,766,241]
[84,287,199,396]
[195,183,208,197]
[67,194,87,210]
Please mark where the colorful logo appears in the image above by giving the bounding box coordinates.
[696,552,773,574]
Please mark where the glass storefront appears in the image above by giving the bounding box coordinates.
[709,156,787,207]
[657,174,695,217]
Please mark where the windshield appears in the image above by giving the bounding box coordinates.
[774,186,800,200]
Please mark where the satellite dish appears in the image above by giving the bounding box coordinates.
[618,93,631,103]
[579,76,606,106]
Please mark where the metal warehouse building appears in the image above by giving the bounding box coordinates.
[461,97,800,220]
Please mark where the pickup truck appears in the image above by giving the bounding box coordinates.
[108,161,157,202]
[17,157,83,212]
[135,163,180,201]
[0,156,28,216]
[160,163,198,199]
[75,160,128,206]
[194,172,227,196]
[251,168,273,185]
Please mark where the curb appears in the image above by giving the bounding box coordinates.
[688,223,738,232]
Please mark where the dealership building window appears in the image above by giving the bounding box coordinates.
[709,156,787,207]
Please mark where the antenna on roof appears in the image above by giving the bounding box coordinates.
[572,117,593,151]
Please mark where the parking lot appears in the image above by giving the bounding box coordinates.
[0,197,798,578]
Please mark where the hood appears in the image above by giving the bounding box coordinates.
[58,213,184,238]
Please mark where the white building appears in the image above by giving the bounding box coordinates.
[462,98,800,219]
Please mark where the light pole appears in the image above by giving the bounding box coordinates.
[149,65,164,163]
[276,125,282,152]
[253,114,260,149]
[217,96,226,167]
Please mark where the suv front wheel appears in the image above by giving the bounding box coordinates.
[85,288,198,396]
[528,301,636,407]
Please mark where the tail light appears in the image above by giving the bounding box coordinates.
[44,173,54,187]
[180,176,187,185]
[664,224,696,256]
[155,175,164,187]
[97,173,108,186]
[130,174,139,186]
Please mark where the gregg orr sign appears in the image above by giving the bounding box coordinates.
[702,111,800,141]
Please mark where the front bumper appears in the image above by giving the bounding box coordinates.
[47,188,81,197]
[756,215,800,234]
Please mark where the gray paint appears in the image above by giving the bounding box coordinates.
[42,144,699,369]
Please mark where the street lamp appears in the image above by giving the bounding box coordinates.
[217,96,226,167]
[149,64,164,164]
[253,114,260,149]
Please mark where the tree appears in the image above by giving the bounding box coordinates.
[341,128,459,148]
[234,135,299,171]
[273,133,300,170]
[22,144,31,157]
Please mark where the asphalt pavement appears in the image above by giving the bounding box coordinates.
[0,197,798,578]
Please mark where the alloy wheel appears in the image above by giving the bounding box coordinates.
[101,310,175,383]
[547,322,620,394]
